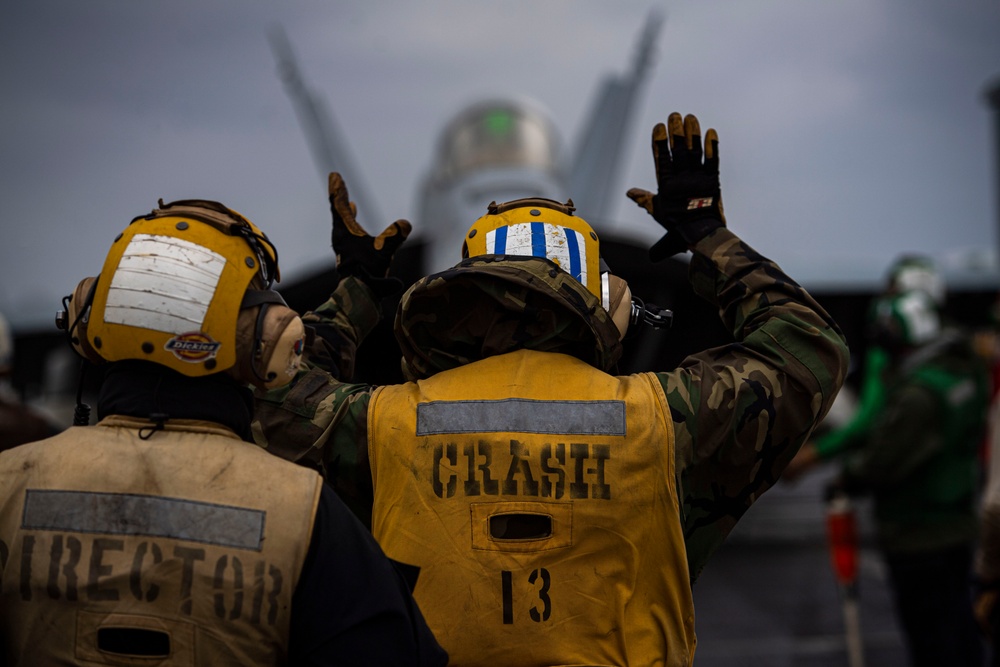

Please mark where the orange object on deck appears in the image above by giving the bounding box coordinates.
[826,493,859,585]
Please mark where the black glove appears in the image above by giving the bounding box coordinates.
[328,172,412,297]
[627,113,726,261]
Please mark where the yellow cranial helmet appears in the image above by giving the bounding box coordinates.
[464,198,603,295]
[462,198,633,337]
[63,200,305,389]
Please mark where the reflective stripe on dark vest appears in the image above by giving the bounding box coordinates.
[21,489,265,551]
[416,398,626,436]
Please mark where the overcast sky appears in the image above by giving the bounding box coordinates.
[3,1,1000,331]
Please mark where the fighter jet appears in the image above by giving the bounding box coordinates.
[269,12,662,278]
[267,13,709,383]
[268,16,998,390]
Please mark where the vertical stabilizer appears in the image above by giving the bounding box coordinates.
[569,11,663,230]
[269,26,385,228]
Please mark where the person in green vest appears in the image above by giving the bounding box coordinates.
[784,255,947,477]
[797,274,987,666]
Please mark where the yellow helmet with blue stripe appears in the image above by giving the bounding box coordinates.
[462,198,639,338]
[463,198,604,302]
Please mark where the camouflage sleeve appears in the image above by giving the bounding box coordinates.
[250,276,381,526]
[658,227,849,581]
[299,276,381,380]
[253,372,376,527]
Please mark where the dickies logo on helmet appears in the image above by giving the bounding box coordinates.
[165,332,222,362]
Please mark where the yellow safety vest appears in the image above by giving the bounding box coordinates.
[369,349,695,666]
[0,416,322,666]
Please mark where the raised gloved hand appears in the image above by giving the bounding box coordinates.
[627,113,726,261]
[328,172,412,297]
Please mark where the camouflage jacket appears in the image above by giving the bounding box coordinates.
[296,276,382,382]
[254,228,849,581]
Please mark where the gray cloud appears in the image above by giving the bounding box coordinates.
[2,0,999,330]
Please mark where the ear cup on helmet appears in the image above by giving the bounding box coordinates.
[262,314,306,388]
[606,274,633,339]
[65,276,104,365]
[230,294,305,389]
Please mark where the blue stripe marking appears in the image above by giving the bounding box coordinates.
[564,228,582,281]
[494,225,508,254]
[531,222,546,258]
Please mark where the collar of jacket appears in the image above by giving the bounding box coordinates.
[97,360,256,441]
[96,414,243,440]
[394,255,623,381]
